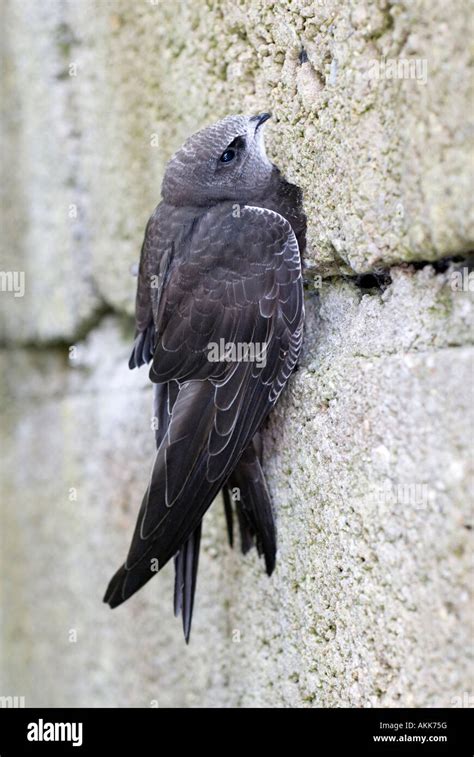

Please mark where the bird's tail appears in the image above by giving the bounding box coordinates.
[223,436,276,575]
[173,522,202,643]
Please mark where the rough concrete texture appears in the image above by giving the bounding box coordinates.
[1,268,473,708]
[1,0,473,708]
[2,0,473,341]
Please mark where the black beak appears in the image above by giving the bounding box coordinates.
[252,112,272,130]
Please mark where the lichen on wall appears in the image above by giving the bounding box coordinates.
[0,0,472,708]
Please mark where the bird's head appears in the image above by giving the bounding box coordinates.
[161,113,274,206]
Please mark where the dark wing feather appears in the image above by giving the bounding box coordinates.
[224,433,276,574]
[222,485,234,548]
[156,381,203,641]
[129,205,173,369]
[104,204,303,609]
[173,522,202,643]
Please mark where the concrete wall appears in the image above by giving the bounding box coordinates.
[1,0,472,707]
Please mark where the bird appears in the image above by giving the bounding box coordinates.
[104,112,306,642]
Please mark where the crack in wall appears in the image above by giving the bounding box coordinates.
[1,255,472,352]
[304,252,474,293]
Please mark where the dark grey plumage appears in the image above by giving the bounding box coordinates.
[104,113,306,642]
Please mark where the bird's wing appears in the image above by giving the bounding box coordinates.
[104,204,303,607]
[153,382,203,643]
[129,205,173,369]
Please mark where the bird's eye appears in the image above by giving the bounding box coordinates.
[220,149,236,163]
